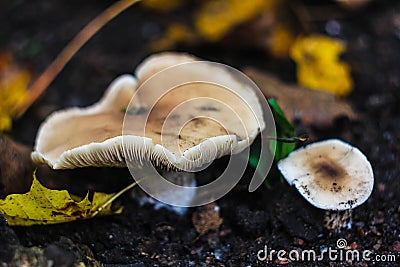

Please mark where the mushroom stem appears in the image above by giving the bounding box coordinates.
[324,209,353,231]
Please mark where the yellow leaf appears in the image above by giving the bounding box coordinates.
[268,24,295,58]
[0,173,123,226]
[141,0,183,12]
[290,35,353,97]
[195,0,277,41]
[150,23,197,51]
[0,52,30,132]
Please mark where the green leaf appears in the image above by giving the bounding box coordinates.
[0,172,123,226]
[242,99,296,188]
[268,98,296,161]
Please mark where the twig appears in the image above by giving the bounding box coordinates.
[18,0,141,116]
[90,179,140,217]
[266,135,309,143]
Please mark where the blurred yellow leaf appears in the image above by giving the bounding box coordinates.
[268,24,295,58]
[150,23,197,51]
[141,0,183,12]
[0,52,30,132]
[147,0,297,58]
[195,0,277,41]
[0,173,123,226]
[290,35,353,97]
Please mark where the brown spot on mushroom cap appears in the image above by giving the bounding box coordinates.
[313,157,345,179]
[278,139,374,210]
[310,157,349,193]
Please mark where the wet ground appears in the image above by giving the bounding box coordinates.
[1,0,399,266]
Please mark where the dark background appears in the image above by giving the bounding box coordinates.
[1,0,399,266]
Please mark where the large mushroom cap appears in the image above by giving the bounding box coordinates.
[277,139,374,210]
[31,52,266,170]
[31,74,138,169]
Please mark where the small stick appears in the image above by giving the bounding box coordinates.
[90,179,140,217]
[18,0,141,115]
[267,134,309,143]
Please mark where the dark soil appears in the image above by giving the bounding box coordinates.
[1,0,399,266]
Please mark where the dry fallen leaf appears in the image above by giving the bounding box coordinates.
[192,203,223,236]
[245,68,357,127]
[0,136,34,198]
[0,173,123,226]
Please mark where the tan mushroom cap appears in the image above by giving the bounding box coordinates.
[32,52,265,170]
[277,139,374,210]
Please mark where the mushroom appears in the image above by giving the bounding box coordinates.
[277,139,373,210]
[31,52,269,208]
[133,170,197,215]
[31,52,265,171]
[31,74,138,169]
[277,139,374,230]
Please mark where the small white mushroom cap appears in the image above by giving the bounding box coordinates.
[31,52,265,170]
[278,139,374,210]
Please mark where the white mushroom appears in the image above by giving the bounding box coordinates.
[31,52,265,171]
[31,74,138,169]
[277,139,374,211]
